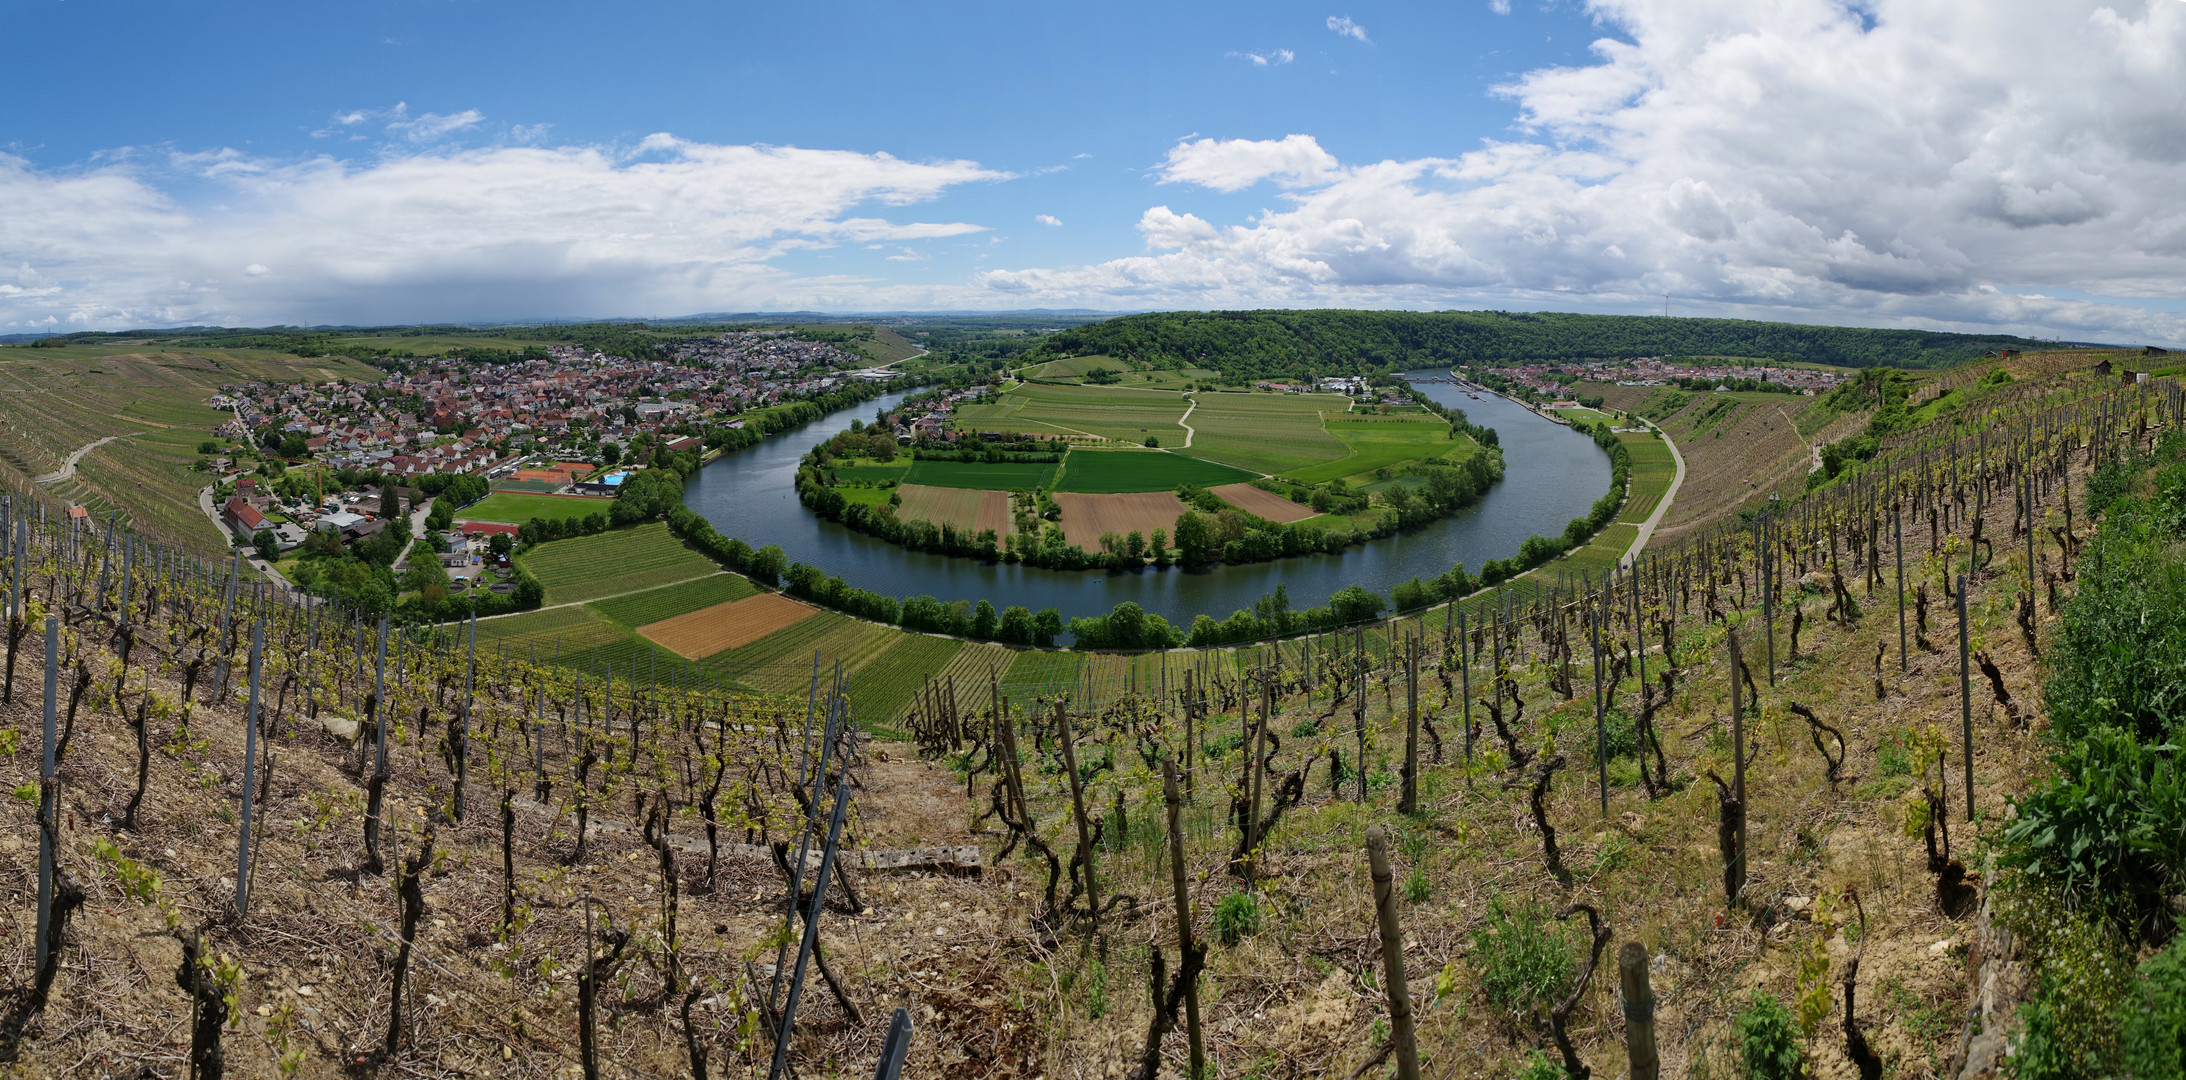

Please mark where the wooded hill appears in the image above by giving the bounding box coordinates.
[1029,309,2097,379]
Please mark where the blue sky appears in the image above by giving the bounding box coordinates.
[6,0,2186,342]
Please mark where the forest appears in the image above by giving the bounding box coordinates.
[1029,310,2093,380]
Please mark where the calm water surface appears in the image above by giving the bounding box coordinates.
[681,374,1608,625]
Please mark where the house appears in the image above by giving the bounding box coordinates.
[662,435,703,454]
[316,511,365,536]
[223,497,267,539]
[455,521,521,540]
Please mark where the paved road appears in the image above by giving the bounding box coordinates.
[34,432,133,484]
[198,484,297,592]
[1620,417,1687,567]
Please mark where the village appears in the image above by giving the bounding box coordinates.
[204,329,893,562]
[1478,355,1847,397]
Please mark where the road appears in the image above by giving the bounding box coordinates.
[1620,417,1687,568]
[34,432,133,484]
[197,484,300,593]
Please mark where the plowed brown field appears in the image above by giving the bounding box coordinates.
[897,484,1012,536]
[1052,491,1190,550]
[637,592,818,659]
[1211,482,1316,523]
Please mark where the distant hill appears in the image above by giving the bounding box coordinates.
[1027,309,2104,379]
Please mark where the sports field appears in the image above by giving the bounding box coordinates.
[1053,449,1255,493]
[460,491,614,525]
[895,484,1012,535]
[1210,482,1318,523]
[517,522,718,605]
[1052,491,1190,550]
[1287,415,1471,484]
[638,592,819,659]
[902,458,1056,489]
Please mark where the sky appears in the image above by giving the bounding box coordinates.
[4,0,2186,343]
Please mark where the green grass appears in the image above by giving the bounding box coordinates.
[1179,392,1351,475]
[1000,648,1084,701]
[1286,417,1474,484]
[460,492,616,525]
[517,523,719,606]
[953,382,1191,443]
[827,460,910,484]
[1618,433,1676,522]
[1053,450,1256,494]
[586,574,757,629]
[838,486,892,507]
[903,458,1057,490]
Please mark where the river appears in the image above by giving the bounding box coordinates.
[679,373,1608,626]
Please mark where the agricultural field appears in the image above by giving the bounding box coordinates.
[1052,449,1254,494]
[826,460,910,484]
[458,491,614,525]
[1210,482,1318,523]
[1617,434,1678,523]
[638,592,819,659]
[517,522,718,605]
[1177,392,1350,475]
[1287,414,1473,484]
[902,458,1056,490]
[843,635,966,732]
[1019,355,1219,389]
[1653,391,1822,537]
[999,647,1084,702]
[704,610,901,694]
[1051,491,1190,550]
[586,573,758,628]
[895,484,1011,535]
[952,382,1190,444]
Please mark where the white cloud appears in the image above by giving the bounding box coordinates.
[0,140,1001,326]
[1157,134,1342,193]
[1231,48,1296,66]
[1035,214,1063,226]
[1327,16,1371,43]
[976,0,2186,344]
[1490,0,1512,13]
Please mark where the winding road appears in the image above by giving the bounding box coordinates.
[1620,417,1687,567]
[34,432,133,484]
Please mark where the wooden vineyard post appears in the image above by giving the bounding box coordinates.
[1399,636,1419,815]
[1054,700,1101,933]
[1958,574,1973,821]
[1182,670,1196,798]
[1725,627,1749,905]
[1458,604,1472,774]
[1592,594,1607,817]
[35,615,55,974]
[236,618,263,917]
[1353,631,1367,804]
[1619,941,1659,1080]
[1163,760,1206,1080]
[1364,826,1421,1080]
[1895,504,1908,673]
[1243,672,1270,887]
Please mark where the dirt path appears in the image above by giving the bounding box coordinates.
[34,432,132,484]
[1622,417,1687,565]
[474,570,730,621]
[1780,404,1823,473]
[1178,395,1197,447]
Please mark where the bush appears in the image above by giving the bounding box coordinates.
[1733,991,1801,1080]
[2041,502,2186,744]
[2000,726,2186,933]
[2006,906,2134,1080]
[2124,934,2186,1079]
[1470,898,1574,1025]
[1213,892,1261,946]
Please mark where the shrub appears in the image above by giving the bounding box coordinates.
[1214,892,1261,946]
[2000,725,2186,933]
[1470,898,1574,1025]
[2124,934,2186,1079]
[1514,1050,1562,1080]
[1733,991,1801,1080]
[2008,911,2134,1080]
[2041,502,2186,744]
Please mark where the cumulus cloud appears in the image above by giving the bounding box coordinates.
[1326,16,1371,43]
[0,140,1001,328]
[979,0,2186,343]
[1035,214,1063,226]
[1157,134,1342,193]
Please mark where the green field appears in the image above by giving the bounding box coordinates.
[460,492,615,525]
[492,479,566,494]
[1286,416,1473,484]
[1618,434,1677,522]
[902,458,1057,490]
[517,522,719,605]
[827,461,910,484]
[588,574,757,629]
[1052,450,1257,494]
[1021,356,1218,389]
[953,382,1190,443]
[843,635,965,731]
[1178,392,1350,475]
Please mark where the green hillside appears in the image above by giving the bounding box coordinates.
[1029,309,2103,379]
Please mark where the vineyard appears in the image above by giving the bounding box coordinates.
[0,359,2179,1078]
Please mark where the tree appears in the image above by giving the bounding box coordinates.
[601,442,623,466]
[278,432,308,458]
[971,599,999,640]
[747,544,788,587]
[998,605,1035,645]
[1172,510,1213,568]
[488,532,513,559]
[253,529,279,561]
[381,486,402,522]
[1032,608,1063,648]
